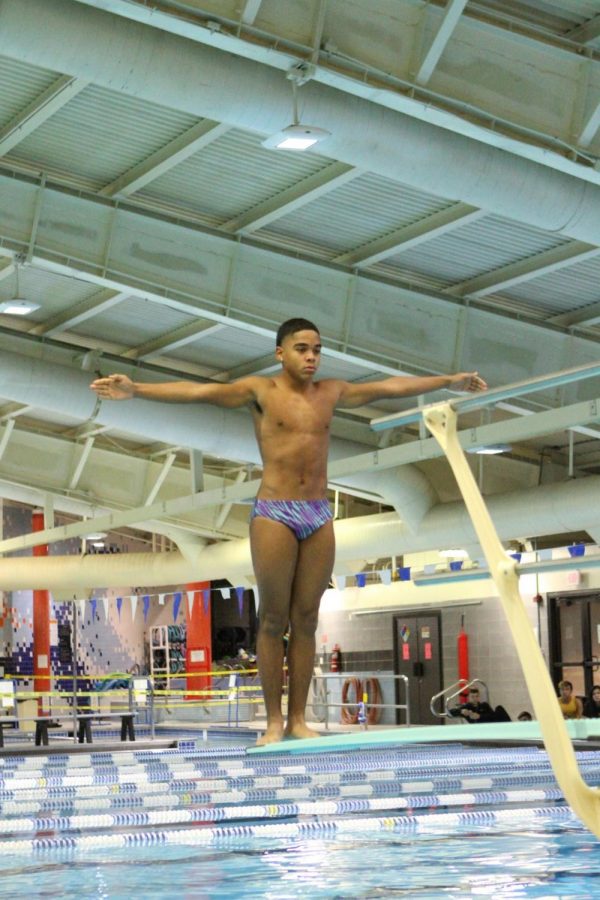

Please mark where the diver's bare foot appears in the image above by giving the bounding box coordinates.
[284,722,320,740]
[256,722,285,746]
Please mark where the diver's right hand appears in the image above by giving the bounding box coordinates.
[90,373,135,400]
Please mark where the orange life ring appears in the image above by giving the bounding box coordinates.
[363,677,382,725]
[341,677,362,724]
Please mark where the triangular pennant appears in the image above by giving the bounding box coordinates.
[77,598,86,620]
[130,595,138,620]
[398,566,411,581]
[158,593,165,605]
[335,575,346,590]
[253,588,259,611]
[379,569,392,586]
[424,563,437,574]
[203,588,210,615]
[173,591,182,622]
[356,573,366,588]
[102,596,109,620]
[236,586,244,617]
[90,597,97,620]
[116,596,123,618]
[187,590,195,616]
[538,548,553,561]
[143,595,150,622]
[220,587,231,600]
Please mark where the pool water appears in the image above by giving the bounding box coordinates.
[2,818,599,898]
[0,738,599,898]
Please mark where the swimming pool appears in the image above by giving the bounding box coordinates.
[0,738,599,898]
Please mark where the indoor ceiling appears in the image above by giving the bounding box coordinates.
[0,0,600,556]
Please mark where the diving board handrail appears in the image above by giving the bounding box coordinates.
[430,678,487,718]
[424,401,600,837]
[371,360,600,431]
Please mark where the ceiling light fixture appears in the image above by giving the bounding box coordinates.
[439,548,469,559]
[0,263,40,316]
[466,443,512,455]
[262,64,331,152]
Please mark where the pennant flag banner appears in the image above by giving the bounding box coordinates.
[90,597,97,621]
[253,588,259,611]
[203,589,210,615]
[116,596,123,618]
[220,587,230,600]
[236,586,244,617]
[102,596,109,620]
[335,575,346,590]
[398,567,411,581]
[356,573,366,588]
[568,544,585,558]
[173,592,182,622]
[187,591,195,617]
[143,595,150,622]
[379,569,392,586]
[130,595,138,620]
[77,598,86,620]
[449,560,463,571]
[158,593,166,605]
[424,564,437,574]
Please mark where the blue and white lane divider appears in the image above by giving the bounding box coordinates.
[0,786,565,835]
[0,805,575,855]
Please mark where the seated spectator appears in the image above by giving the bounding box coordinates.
[450,686,510,723]
[517,711,532,721]
[583,685,600,719]
[557,680,583,719]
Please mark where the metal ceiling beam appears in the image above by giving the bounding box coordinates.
[579,98,600,148]
[549,300,600,329]
[68,435,95,490]
[0,258,15,282]
[566,14,600,45]
[123,321,225,361]
[221,163,359,234]
[216,353,279,380]
[445,242,600,299]
[0,419,15,464]
[144,451,176,505]
[0,74,89,157]
[30,289,129,336]
[415,0,469,85]
[241,0,263,25]
[4,391,600,553]
[99,120,230,198]
[0,403,32,422]
[333,203,484,268]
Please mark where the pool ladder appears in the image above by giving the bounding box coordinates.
[430,678,489,718]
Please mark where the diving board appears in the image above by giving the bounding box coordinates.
[422,402,600,837]
[247,719,600,755]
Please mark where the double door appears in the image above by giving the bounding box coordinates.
[393,612,442,725]
[549,591,600,697]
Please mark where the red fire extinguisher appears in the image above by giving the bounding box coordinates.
[330,643,342,672]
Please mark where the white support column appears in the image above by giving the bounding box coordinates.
[215,468,248,529]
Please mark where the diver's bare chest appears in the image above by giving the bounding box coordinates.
[262,392,333,432]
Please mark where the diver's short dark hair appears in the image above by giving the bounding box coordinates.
[276,318,320,347]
